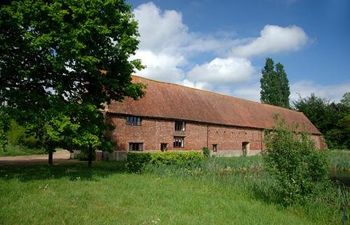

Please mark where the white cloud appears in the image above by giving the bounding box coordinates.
[131,2,347,105]
[231,25,308,57]
[231,83,261,102]
[187,57,255,86]
[134,2,240,55]
[133,50,185,82]
[291,80,350,103]
[133,2,189,53]
[132,2,248,83]
[180,79,209,90]
[228,81,350,104]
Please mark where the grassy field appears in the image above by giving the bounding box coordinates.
[1,154,349,225]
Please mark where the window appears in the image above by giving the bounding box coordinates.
[160,143,168,152]
[212,144,218,152]
[126,116,142,126]
[173,137,184,148]
[175,121,186,131]
[129,143,143,151]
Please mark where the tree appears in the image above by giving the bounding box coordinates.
[293,94,350,149]
[0,0,144,165]
[263,118,328,205]
[23,100,79,165]
[275,63,290,108]
[341,92,350,108]
[260,58,290,108]
[0,108,10,151]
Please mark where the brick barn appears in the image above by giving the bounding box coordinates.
[105,76,325,159]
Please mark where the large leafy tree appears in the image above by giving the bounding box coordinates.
[0,0,144,165]
[341,92,350,108]
[293,94,350,149]
[260,58,290,108]
[0,108,10,151]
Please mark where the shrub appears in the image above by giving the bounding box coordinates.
[126,152,152,173]
[202,147,210,158]
[262,120,328,205]
[77,150,96,161]
[126,151,203,173]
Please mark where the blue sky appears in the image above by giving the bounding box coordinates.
[127,0,350,103]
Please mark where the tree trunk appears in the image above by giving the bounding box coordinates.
[88,145,93,168]
[48,150,53,165]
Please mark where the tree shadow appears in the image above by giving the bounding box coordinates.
[0,161,127,182]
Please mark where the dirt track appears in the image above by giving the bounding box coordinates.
[0,150,74,166]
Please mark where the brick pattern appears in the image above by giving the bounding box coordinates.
[110,115,325,154]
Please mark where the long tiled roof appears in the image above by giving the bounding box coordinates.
[107,76,321,135]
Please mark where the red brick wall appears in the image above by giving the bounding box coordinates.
[310,134,327,149]
[109,115,325,154]
[110,115,265,154]
[207,126,263,152]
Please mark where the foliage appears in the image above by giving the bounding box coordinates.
[0,0,144,109]
[77,150,96,161]
[0,0,145,164]
[341,92,350,108]
[202,147,210,158]
[126,152,152,173]
[262,119,329,205]
[0,109,10,151]
[293,93,350,149]
[327,149,350,172]
[126,151,204,173]
[0,144,45,157]
[260,58,290,108]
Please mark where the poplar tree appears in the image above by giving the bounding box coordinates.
[260,58,290,108]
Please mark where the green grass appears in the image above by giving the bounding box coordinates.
[326,149,350,187]
[0,158,348,225]
[327,149,350,172]
[0,144,46,157]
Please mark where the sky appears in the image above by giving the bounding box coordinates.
[127,0,350,103]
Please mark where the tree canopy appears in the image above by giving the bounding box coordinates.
[260,58,290,108]
[0,0,144,165]
[293,93,350,149]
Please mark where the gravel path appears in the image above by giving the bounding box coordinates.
[0,150,73,165]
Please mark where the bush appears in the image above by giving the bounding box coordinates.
[126,152,152,173]
[262,120,328,205]
[202,147,210,158]
[126,151,203,173]
[77,150,96,161]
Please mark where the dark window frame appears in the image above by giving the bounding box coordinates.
[173,136,184,148]
[126,116,142,126]
[129,142,144,151]
[175,121,186,131]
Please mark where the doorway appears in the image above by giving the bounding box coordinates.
[160,143,168,152]
[242,142,250,156]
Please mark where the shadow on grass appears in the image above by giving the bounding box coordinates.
[0,161,127,182]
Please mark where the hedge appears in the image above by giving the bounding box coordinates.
[126,151,204,173]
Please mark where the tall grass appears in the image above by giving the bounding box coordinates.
[144,155,350,224]
[327,150,350,172]
[0,152,349,224]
